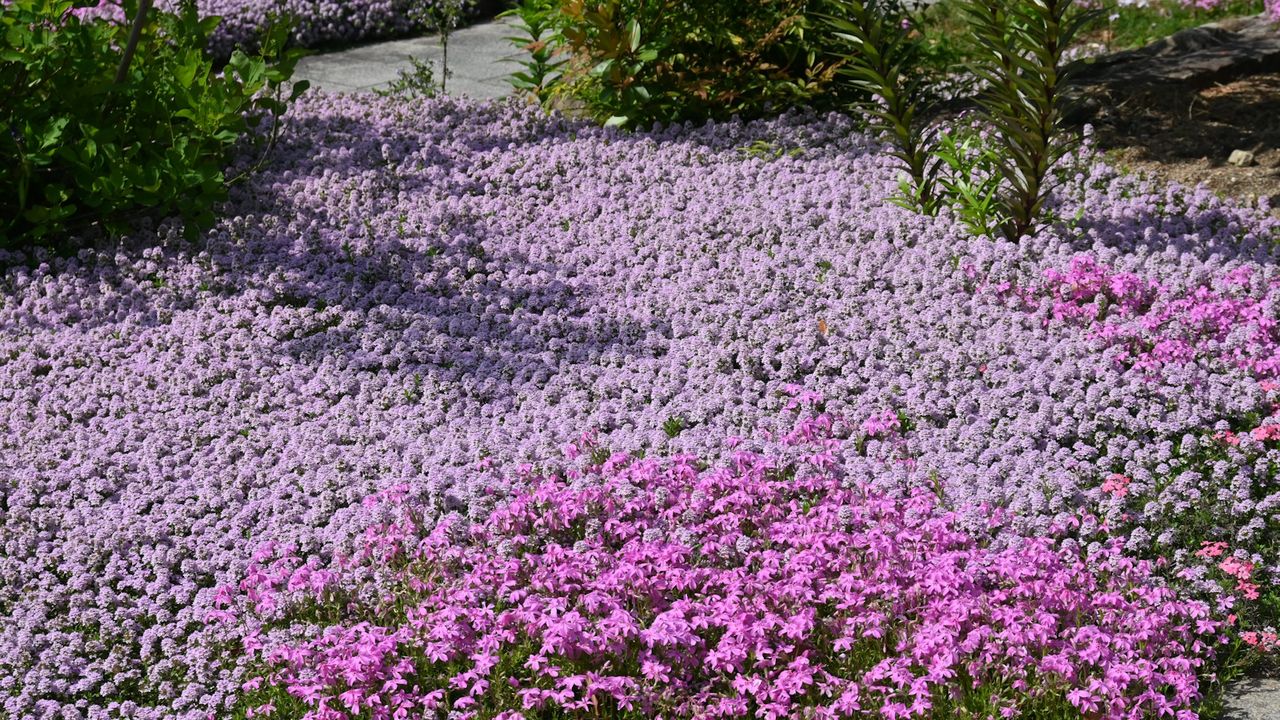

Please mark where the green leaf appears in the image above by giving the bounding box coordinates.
[288,79,310,101]
[590,58,614,76]
[625,18,640,53]
[39,117,69,150]
[175,50,201,87]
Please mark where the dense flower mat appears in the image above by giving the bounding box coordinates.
[76,0,470,58]
[1,94,1279,718]
[218,405,1227,720]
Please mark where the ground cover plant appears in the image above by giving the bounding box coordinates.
[2,91,1280,718]
[217,400,1228,719]
[73,0,486,58]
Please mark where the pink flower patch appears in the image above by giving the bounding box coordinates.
[1219,557,1255,581]
[1196,541,1229,560]
[861,409,901,438]
[1251,425,1280,442]
[1101,473,1131,498]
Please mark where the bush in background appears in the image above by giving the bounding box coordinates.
[0,0,307,250]
[67,0,494,59]
[506,0,839,128]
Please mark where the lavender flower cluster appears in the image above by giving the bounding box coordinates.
[1,91,1278,719]
[74,0,468,57]
[218,406,1224,720]
[197,0,419,56]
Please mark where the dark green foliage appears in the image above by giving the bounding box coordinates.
[960,0,1099,241]
[662,415,687,439]
[501,0,568,104]
[0,0,307,250]
[823,0,941,214]
[503,0,838,128]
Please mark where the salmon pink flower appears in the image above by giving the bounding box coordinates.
[1101,473,1131,498]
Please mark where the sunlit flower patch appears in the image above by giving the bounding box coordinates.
[218,405,1226,720]
[1,93,1278,718]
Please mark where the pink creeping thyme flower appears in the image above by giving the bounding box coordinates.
[1251,424,1280,442]
[1237,582,1261,601]
[1197,541,1230,559]
[1242,629,1280,651]
[1034,255,1280,381]
[1220,556,1256,581]
[860,409,900,437]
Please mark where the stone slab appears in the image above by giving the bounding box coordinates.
[1072,13,1280,89]
[1224,677,1280,720]
[294,16,523,98]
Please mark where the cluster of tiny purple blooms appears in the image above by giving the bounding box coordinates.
[71,0,469,57]
[1,92,1279,719]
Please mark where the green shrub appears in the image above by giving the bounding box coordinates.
[375,56,443,98]
[0,0,307,250]
[501,0,568,105]
[505,0,838,128]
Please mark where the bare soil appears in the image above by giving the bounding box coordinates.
[1081,72,1280,207]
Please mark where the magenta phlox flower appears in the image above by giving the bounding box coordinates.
[214,408,1223,719]
[860,409,901,438]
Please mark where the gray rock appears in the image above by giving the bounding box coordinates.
[1223,677,1280,720]
[1071,14,1280,89]
[1228,149,1258,167]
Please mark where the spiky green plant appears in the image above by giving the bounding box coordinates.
[824,0,941,215]
[960,0,1099,241]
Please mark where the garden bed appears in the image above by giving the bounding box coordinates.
[1,93,1278,718]
[1068,13,1280,206]
[79,0,506,58]
[1084,70,1280,208]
